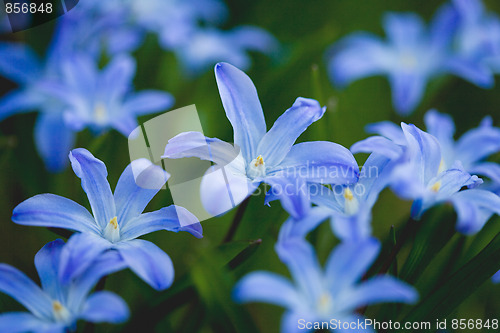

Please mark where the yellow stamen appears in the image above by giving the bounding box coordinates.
[431,181,441,192]
[109,216,118,229]
[344,187,354,201]
[254,155,264,167]
[53,301,63,312]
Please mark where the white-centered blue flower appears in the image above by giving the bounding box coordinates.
[12,148,202,290]
[0,239,129,332]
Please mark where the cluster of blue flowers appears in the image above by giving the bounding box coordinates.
[0,0,277,172]
[328,0,500,115]
[1,0,500,332]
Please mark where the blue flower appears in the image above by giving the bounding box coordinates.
[12,148,202,290]
[0,43,173,172]
[233,238,418,333]
[278,153,395,243]
[328,9,458,115]
[0,239,129,332]
[163,62,359,218]
[448,0,500,87]
[353,122,500,234]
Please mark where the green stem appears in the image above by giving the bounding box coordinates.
[222,196,251,243]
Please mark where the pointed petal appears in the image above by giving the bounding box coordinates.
[325,238,380,293]
[122,90,174,116]
[275,239,323,301]
[100,55,136,103]
[114,159,169,226]
[34,112,76,172]
[163,131,241,166]
[256,98,325,166]
[276,141,359,184]
[446,58,494,88]
[330,209,372,242]
[34,240,65,301]
[358,153,393,207]
[389,73,426,115]
[233,271,301,308]
[342,276,418,311]
[424,109,456,164]
[0,89,42,122]
[116,239,174,291]
[120,205,202,241]
[58,233,111,284]
[200,165,258,217]
[469,162,500,184]
[455,124,500,166]
[0,312,62,333]
[451,189,500,234]
[69,148,116,228]
[215,62,266,162]
[365,121,406,145]
[12,194,100,234]
[383,13,425,48]
[0,42,41,83]
[79,291,129,324]
[0,264,52,319]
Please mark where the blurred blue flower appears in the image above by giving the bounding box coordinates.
[163,62,359,218]
[353,122,500,234]
[448,0,500,87]
[0,239,128,332]
[233,238,417,333]
[328,9,458,115]
[0,43,173,172]
[278,153,394,243]
[12,148,202,290]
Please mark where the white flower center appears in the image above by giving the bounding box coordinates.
[94,102,107,125]
[343,187,359,215]
[399,52,418,69]
[316,292,333,315]
[247,155,267,179]
[52,300,71,323]
[103,216,120,243]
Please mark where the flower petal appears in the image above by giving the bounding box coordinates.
[122,90,174,116]
[265,176,310,219]
[389,72,426,115]
[350,136,404,160]
[215,62,266,162]
[277,206,331,243]
[114,159,169,226]
[455,123,500,166]
[0,264,52,319]
[383,13,425,48]
[233,271,301,308]
[275,141,359,184]
[163,131,242,166]
[275,239,323,302]
[12,193,100,234]
[341,276,418,311]
[100,55,136,103]
[200,165,258,217]
[120,205,203,241]
[58,233,111,284]
[0,42,41,83]
[34,112,76,172]
[69,148,116,229]
[0,89,43,122]
[79,291,129,324]
[256,98,325,166]
[34,240,65,302]
[325,238,380,293]
[116,239,174,291]
[66,251,126,311]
